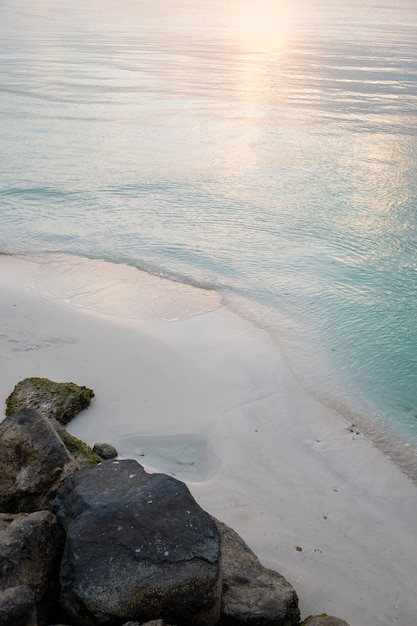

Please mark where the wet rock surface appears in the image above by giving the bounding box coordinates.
[0,409,78,513]
[54,459,222,626]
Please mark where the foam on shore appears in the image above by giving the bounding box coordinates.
[1,252,417,626]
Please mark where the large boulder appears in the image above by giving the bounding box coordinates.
[214,519,300,626]
[0,585,37,626]
[54,459,222,626]
[0,511,64,624]
[0,409,78,513]
[5,377,94,425]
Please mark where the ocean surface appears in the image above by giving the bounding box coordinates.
[1,0,417,474]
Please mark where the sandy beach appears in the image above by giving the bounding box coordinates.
[1,253,417,626]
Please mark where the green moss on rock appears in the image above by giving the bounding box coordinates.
[49,418,101,468]
[64,433,101,468]
[287,605,301,626]
[5,377,94,424]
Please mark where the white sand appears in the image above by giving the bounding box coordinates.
[1,253,417,626]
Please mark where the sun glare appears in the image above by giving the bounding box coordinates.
[237,0,294,52]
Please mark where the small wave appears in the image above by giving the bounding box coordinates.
[25,253,224,322]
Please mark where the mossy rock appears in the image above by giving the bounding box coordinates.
[50,419,101,468]
[5,377,94,425]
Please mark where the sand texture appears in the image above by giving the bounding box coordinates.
[1,253,416,626]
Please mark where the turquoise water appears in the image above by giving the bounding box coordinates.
[1,0,417,466]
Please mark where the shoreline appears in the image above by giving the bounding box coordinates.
[222,291,417,487]
[1,253,417,626]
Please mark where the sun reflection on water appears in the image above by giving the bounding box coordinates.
[233,0,295,52]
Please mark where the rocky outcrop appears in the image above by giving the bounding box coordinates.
[214,519,299,626]
[0,409,78,513]
[0,378,352,626]
[0,511,64,623]
[54,459,222,626]
[6,377,94,424]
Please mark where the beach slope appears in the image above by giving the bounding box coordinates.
[1,253,416,626]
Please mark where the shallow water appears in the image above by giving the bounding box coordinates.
[1,0,417,468]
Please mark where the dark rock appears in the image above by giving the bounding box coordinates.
[122,621,171,626]
[92,441,118,459]
[0,511,64,623]
[6,377,94,425]
[54,459,222,626]
[214,519,300,626]
[302,617,351,626]
[0,409,78,513]
[0,585,37,626]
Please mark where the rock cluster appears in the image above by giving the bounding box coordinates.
[0,379,351,626]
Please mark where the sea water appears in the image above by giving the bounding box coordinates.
[1,0,417,474]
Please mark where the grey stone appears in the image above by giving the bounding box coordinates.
[54,459,222,626]
[92,441,118,459]
[0,585,37,626]
[0,409,78,513]
[214,519,300,626]
[0,511,64,624]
